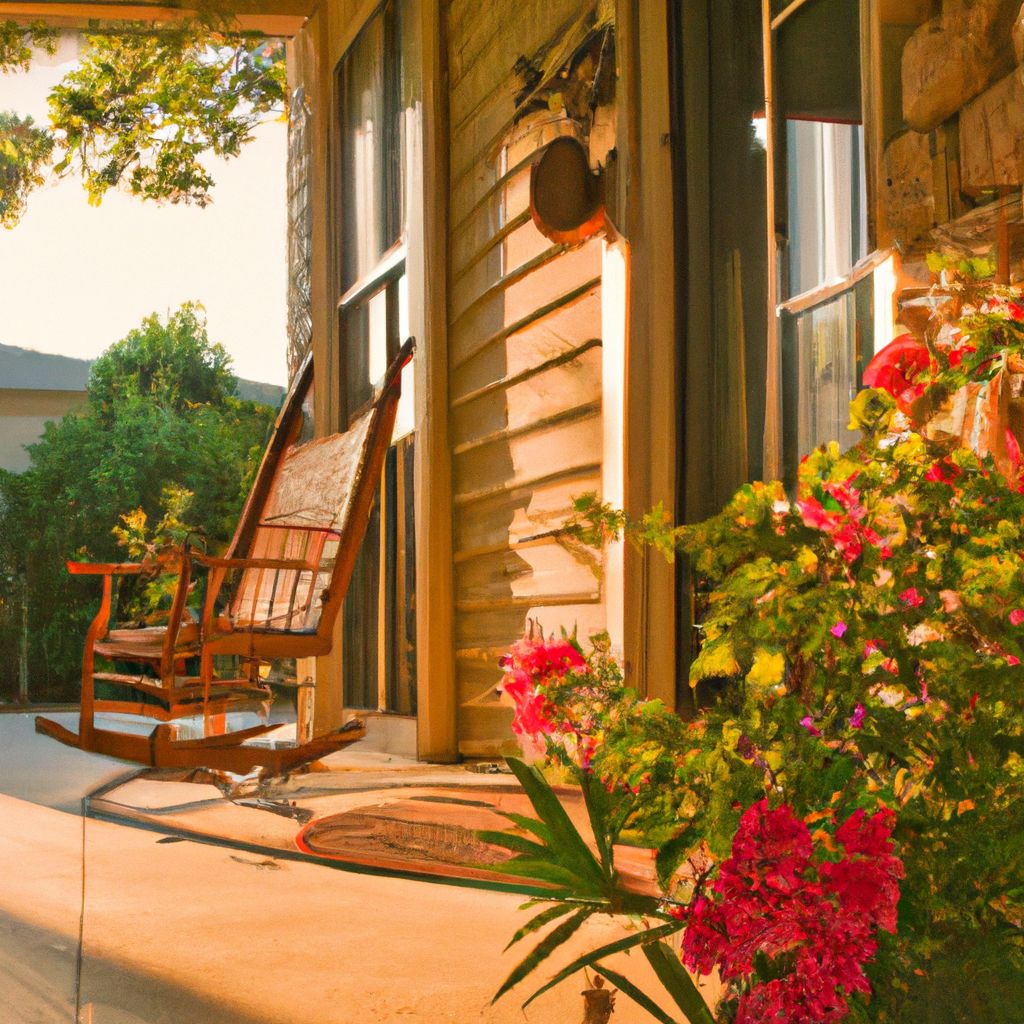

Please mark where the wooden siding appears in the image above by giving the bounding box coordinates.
[446,0,612,754]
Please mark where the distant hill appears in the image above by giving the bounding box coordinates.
[0,343,91,391]
[0,343,285,407]
[235,378,286,407]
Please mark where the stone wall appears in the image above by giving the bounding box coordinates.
[883,0,1024,248]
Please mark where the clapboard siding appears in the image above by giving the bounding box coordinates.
[446,0,610,754]
[448,2,609,183]
[452,474,601,557]
[451,284,602,393]
[450,347,602,447]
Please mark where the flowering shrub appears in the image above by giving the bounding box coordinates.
[679,803,902,1024]
[490,262,1024,1024]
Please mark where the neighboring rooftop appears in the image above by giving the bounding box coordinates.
[0,343,90,392]
[0,343,285,406]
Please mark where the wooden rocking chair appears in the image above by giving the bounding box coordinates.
[36,338,414,776]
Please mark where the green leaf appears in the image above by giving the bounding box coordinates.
[505,758,606,892]
[523,921,683,1008]
[476,829,553,861]
[580,770,617,876]
[642,941,716,1024]
[590,962,680,1024]
[504,903,576,951]
[488,856,585,889]
[655,834,692,890]
[492,908,592,1003]
[499,811,554,845]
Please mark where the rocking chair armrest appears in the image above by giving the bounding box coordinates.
[67,560,148,576]
[192,553,318,572]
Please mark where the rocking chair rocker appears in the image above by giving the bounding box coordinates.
[36,338,414,776]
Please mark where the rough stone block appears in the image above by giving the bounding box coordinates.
[902,0,1018,132]
[960,67,1024,189]
[1014,1,1024,62]
[881,130,936,244]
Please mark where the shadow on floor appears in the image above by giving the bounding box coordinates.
[0,911,279,1024]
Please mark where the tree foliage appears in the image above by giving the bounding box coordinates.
[0,112,53,227]
[48,22,286,206]
[0,19,55,72]
[89,302,235,412]
[0,12,285,225]
[0,305,275,701]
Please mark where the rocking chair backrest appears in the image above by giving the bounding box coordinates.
[215,338,412,645]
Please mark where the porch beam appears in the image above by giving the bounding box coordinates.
[412,0,458,762]
[0,2,313,34]
[616,0,678,709]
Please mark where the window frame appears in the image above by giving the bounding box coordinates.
[331,0,416,715]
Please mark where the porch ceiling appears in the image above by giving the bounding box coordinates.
[0,0,314,34]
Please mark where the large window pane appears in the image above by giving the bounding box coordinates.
[338,0,402,292]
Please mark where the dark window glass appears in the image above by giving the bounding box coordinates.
[337,0,403,294]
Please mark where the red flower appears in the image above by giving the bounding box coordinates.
[925,458,961,485]
[946,343,976,368]
[681,802,902,1024]
[899,587,924,608]
[862,334,931,412]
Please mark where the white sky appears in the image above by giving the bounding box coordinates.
[0,35,288,385]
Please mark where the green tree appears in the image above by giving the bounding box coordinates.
[0,305,275,702]
[48,21,286,207]
[0,20,55,72]
[0,12,285,225]
[0,112,53,228]
[89,303,234,412]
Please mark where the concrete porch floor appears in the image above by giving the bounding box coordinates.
[0,712,696,1023]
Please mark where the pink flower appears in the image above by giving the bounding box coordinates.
[830,621,848,639]
[800,715,822,737]
[863,639,883,657]
[797,496,835,531]
[1008,655,1021,667]
[899,587,924,608]
[849,704,866,729]
[1009,609,1024,626]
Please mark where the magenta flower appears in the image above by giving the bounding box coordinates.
[830,621,848,639]
[849,704,866,729]
[800,715,822,737]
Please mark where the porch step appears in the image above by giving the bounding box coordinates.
[349,711,416,758]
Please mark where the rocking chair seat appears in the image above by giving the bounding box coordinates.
[94,622,200,664]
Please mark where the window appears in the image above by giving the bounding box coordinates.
[335,0,416,715]
[764,0,878,484]
[775,0,867,299]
